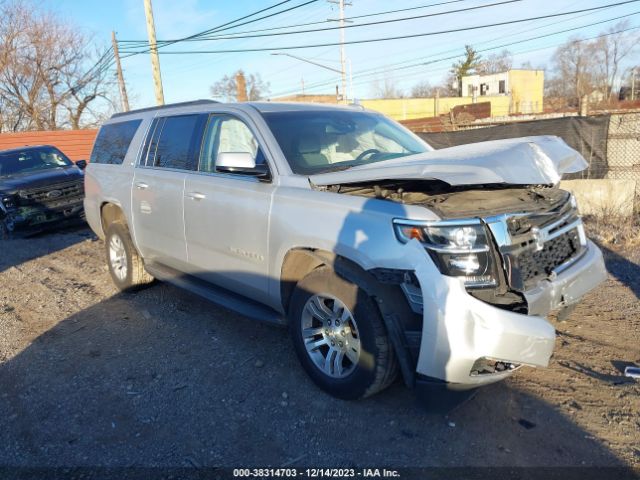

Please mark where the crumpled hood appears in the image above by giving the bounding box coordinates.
[309,135,587,187]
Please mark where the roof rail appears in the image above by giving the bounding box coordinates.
[111,99,220,119]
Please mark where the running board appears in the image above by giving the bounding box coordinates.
[145,263,285,325]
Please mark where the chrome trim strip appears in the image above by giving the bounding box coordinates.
[427,245,490,254]
[545,219,581,242]
[392,218,482,227]
[551,247,588,277]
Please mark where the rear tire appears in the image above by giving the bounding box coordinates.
[289,266,398,400]
[105,222,154,291]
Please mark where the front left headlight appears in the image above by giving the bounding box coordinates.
[1,194,17,209]
[394,220,498,288]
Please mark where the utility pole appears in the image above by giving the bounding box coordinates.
[631,67,636,101]
[347,58,353,102]
[328,0,349,103]
[236,71,248,102]
[111,31,130,112]
[143,0,165,105]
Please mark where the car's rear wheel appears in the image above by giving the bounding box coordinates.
[105,222,153,291]
[289,266,398,399]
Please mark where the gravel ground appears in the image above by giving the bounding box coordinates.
[0,226,638,470]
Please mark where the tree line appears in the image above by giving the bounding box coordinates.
[369,20,638,103]
[0,1,115,133]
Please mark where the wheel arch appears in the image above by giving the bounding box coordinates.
[280,248,337,314]
[280,247,419,388]
[100,202,127,234]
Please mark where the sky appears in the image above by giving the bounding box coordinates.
[41,0,640,109]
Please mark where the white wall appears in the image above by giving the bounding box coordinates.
[461,72,509,98]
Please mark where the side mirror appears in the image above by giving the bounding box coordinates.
[216,152,270,179]
[76,160,87,170]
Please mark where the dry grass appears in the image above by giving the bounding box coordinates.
[583,213,640,248]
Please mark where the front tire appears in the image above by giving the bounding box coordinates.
[105,222,154,291]
[289,266,398,400]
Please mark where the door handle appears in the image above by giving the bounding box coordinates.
[135,182,149,190]
[186,192,206,201]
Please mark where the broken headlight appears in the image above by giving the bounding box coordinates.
[393,220,497,288]
[1,194,17,209]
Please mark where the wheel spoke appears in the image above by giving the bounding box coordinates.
[306,337,328,351]
[109,234,128,281]
[345,346,359,364]
[302,326,324,339]
[333,350,345,376]
[300,293,361,379]
[306,297,333,321]
[314,296,335,318]
[323,348,336,375]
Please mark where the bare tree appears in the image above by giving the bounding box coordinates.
[547,36,598,105]
[590,20,639,100]
[370,73,404,99]
[546,23,640,105]
[210,70,270,102]
[476,50,513,75]
[0,0,115,132]
[411,80,439,98]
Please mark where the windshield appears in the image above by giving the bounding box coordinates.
[261,110,431,174]
[0,146,74,177]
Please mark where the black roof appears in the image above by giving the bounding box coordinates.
[111,99,219,119]
[0,144,57,155]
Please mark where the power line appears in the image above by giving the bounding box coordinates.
[117,0,521,49]
[294,26,639,97]
[162,5,332,81]
[290,16,640,95]
[127,0,320,55]
[271,1,609,94]
[117,0,468,44]
[65,47,116,96]
[119,1,640,56]
[270,11,640,96]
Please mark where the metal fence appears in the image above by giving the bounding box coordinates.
[606,113,640,180]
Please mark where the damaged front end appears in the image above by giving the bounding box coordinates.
[327,179,599,317]
[1,180,85,237]
[314,180,605,387]
[362,181,606,387]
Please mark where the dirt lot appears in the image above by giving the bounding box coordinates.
[0,226,638,472]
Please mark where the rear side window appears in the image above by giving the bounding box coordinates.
[151,114,206,170]
[90,120,141,165]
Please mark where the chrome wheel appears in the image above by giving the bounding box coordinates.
[301,294,361,378]
[108,233,128,281]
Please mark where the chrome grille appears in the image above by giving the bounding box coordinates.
[513,228,580,285]
[485,199,586,291]
[18,180,84,206]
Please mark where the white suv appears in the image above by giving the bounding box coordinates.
[84,100,607,399]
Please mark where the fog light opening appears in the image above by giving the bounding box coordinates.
[470,357,521,376]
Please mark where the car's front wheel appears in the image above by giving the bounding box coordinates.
[105,222,154,291]
[289,266,398,399]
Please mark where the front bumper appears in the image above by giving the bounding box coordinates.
[3,200,85,235]
[412,239,606,387]
[524,240,607,316]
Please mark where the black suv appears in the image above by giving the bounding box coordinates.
[0,145,86,238]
